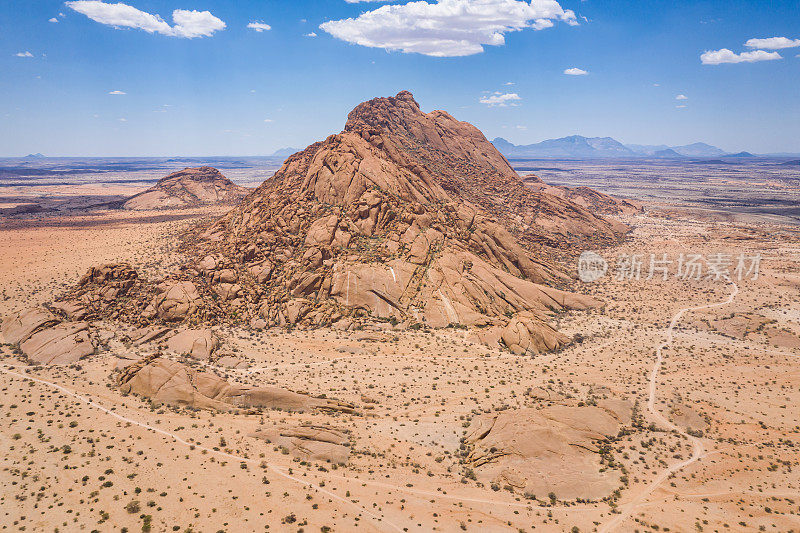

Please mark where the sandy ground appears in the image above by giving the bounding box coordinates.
[1,201,800,532]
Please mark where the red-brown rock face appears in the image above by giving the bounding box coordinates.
[64,92,627,354]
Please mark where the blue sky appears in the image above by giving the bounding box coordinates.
[1,0,798,156]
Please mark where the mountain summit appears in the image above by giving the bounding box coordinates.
[70,92,627,354]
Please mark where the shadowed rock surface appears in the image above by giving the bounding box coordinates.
[122,167,249,210]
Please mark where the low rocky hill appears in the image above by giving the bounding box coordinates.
[122,166,249,210]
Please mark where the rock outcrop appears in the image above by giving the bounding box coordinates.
[117,356,355,412]
[165,329,218,360]
[466,404,631,500]
[60,92,626,354]
[122,167,249,210]
[522,175,642,216]
[1,307,96,365]
[170,92,620,346]
[249,425,351,464]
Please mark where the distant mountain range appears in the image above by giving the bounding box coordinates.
[492,135,634,159]
[270,147,300,158]
[492,136,737,159]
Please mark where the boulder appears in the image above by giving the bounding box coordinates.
[213,283,241,301]
[305,215,339,246]
[166,329,218,360]
[501,312,569,355]
[247,260,273,284]
[198,255,219,272]
[212,269,238,284]
[154,281,200,321]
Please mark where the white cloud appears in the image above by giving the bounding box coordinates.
[65,1,225,38]
[49,17,59,23]
[247,21,271,32]
[320,0,578,57]
[564,67,587,75]
[675,94,687,100]
[675,105,687,109]
[264,118,273,123]
[171,9,225,37]
[108,90,126,95]
[504,81,514,85]
[744,36,800,50]
[15,51,34,57]
[479,92,521,106]
[118,117,127,122]
[701,48,782,65]
[305,31,318,37]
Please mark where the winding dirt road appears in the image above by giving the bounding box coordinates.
[599,277,739,533]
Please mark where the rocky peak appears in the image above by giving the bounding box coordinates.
[344,90,515,179]
[64,92,628,355]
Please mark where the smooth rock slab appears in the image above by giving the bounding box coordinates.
[466,405,629,500]
[118,357,355,413]
[1,307,60,345]
[20,322,95,365]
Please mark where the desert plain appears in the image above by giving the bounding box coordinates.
[1,125,800,532]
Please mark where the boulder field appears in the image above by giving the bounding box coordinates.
[38,91,626,358]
